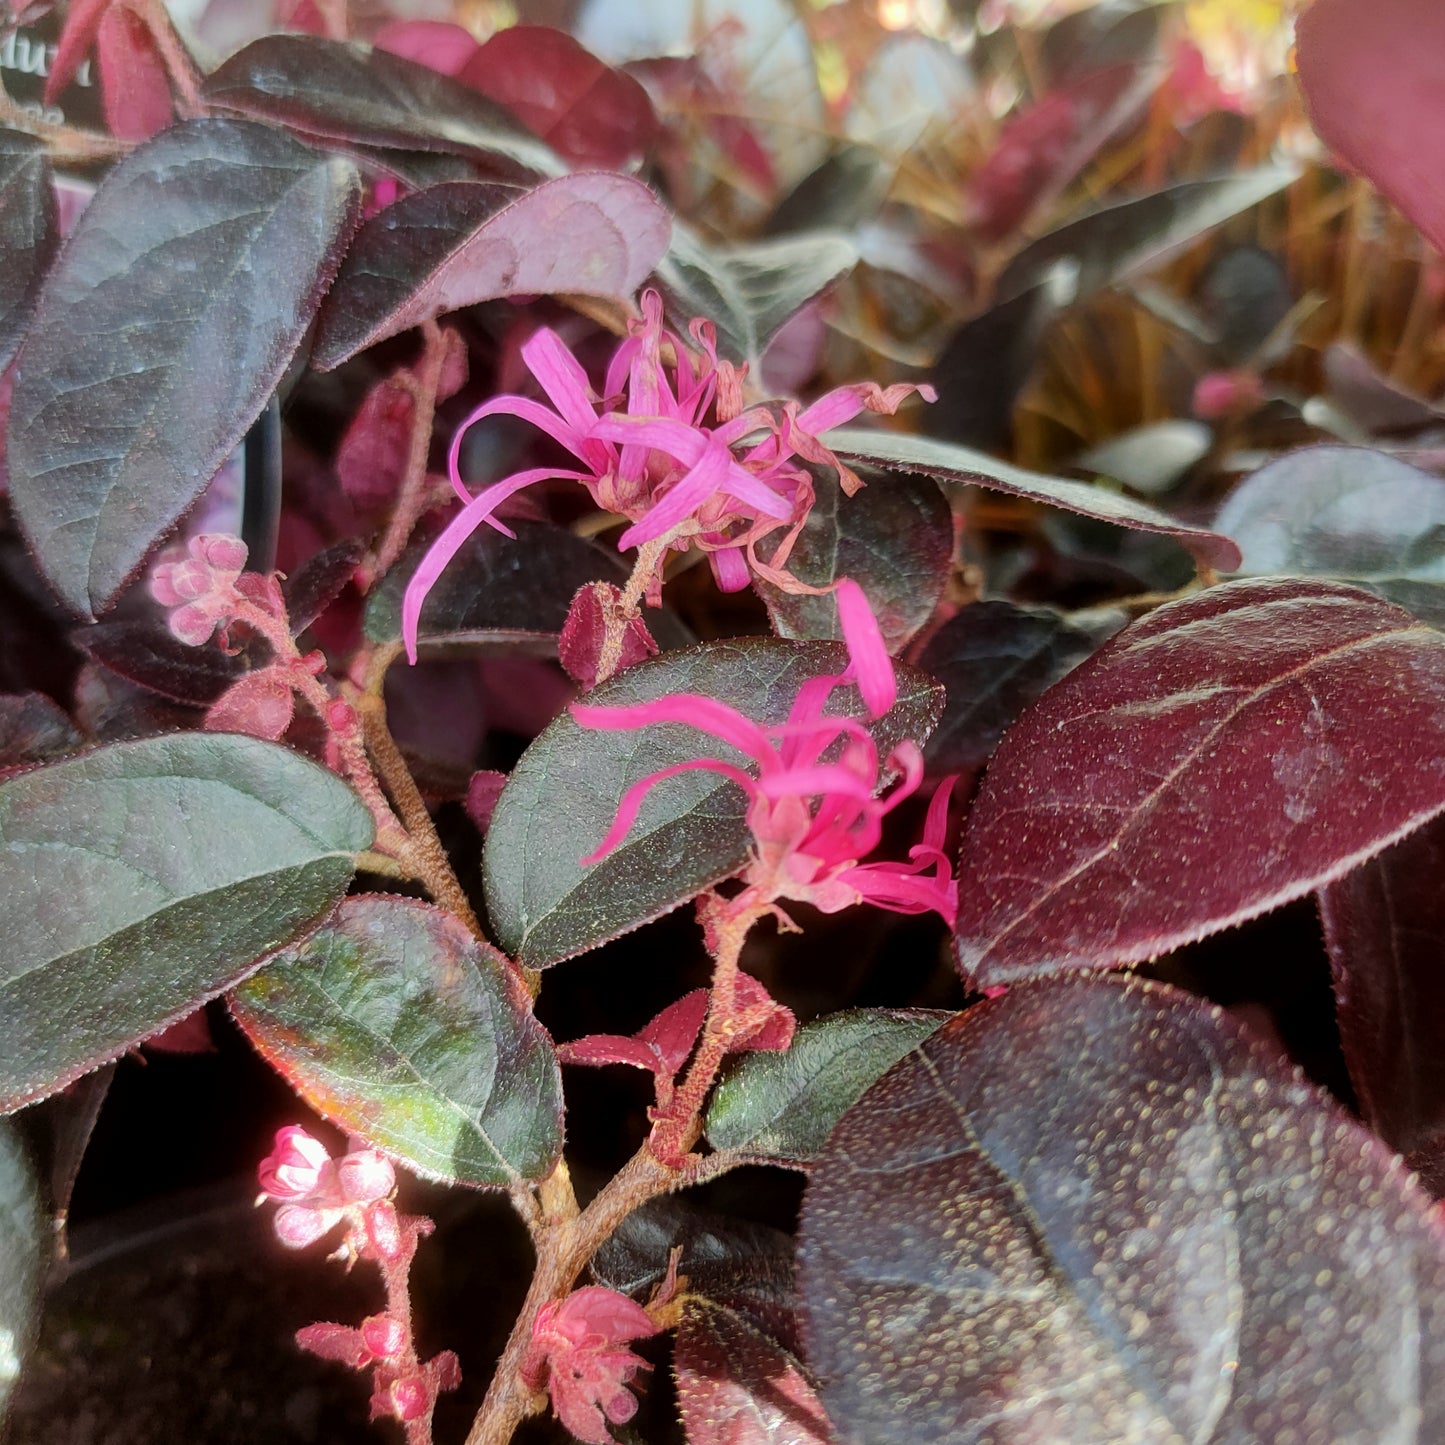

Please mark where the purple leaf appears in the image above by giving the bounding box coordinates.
[314,174,670,370]
[1297,0,1445,253]
[826,427,1241,574]
[676,1300,834,1445]
[1320,814,1445,1191]
[0,129,55,370]
[7,119,359,618]
[955,577,1445,985]
[916,600,1100,774]
[230,896,562,1188]
[73,619,246,706]
[282,537,366,636]
[757,470,951,655]
[0,734,371,1112]
[799,975,1445,1444]
[202,35,559,177]
[0,692,81,772]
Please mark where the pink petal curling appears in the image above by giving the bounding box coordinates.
[258,1125,331,1200]
[834,579,895,718]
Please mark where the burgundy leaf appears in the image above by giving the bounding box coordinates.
[676,1300,834,1445]
[371,19,478,76]
[313,175,670,370]
[464,769,507,837]
[558,582,659,691]
[459,26,658,171]
[1320,814,1445,1189]
[955,577,1445,985]
[283,538,366,637]
[0,692,81,772]
[1297,0,1445,252]
[799,975,1445,1444]
[141,1008,215,1055]
[74,619,245,705]
[334,371,416,517]
[95,5,172,141]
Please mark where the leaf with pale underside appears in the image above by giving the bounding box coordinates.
[826,427,1241,574]
[656,223,857,372]
[203,35,560,177]
[799,975,1445,1445]
[0,733,371,1112]
[954,577,1445,985]
[6,118,359,617]
[231,896,562,1188]
[757,470,951,654]
[705,1009,949,1165]
[484,640,944,970]
[0,128,54,369]
[1215,445,1445,625]
[313,175,671,369]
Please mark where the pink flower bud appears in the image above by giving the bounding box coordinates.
[258,1125,331,1200]
[336,1149,395,1205]
[382,1374,430,1422]
[430,1350,463,1391]
[363,1199,405,1260]
[195,533,248,571]
[360,1314,407,1361]
[273,1202,340,1249]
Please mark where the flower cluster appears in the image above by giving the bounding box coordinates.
[401,289,933,661]
[257,1122,397,1250]
[573,639,957,925]
[520,1286,660,1445]
[149,533,261,646]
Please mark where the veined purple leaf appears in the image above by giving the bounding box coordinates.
[74,619,246,706]
[0,692,81,772]
[314,174,671,370]
[0,1120,42,1425]
[1320,815,1445,1193]
[0,128,55,370]
[1215,445,1445,625]
[757,470,951,654]
[955,577,1445,985]
[0,734,372,1111]
[7,119,359,617]
[230,896,562,1189]
[1297,0,1445,253]
[826,427,1241,574]
[676,1300,835,1445]
[203,35,560,177]
[483,640,943,969]
[799,975,1445,1445]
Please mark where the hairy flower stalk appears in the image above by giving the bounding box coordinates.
[401,289,933,662]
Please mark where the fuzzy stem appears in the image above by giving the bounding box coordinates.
[593,532,673,686]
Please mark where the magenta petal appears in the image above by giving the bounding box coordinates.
[757,764,876,802]
[447,395,597,503]
[795,384,869,435]
[573,693,778,768]
[523,327,601,438]
[835,579,896,717]
[591,413,708,466]
[843,863,958,922]
[708,545,752,592]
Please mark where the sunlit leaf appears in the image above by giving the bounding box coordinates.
[799,975,1445,1444]
[955,578,1445,984]
[0,1121,42,1426]
[0,734,371,1110]
[231,896,562,1188]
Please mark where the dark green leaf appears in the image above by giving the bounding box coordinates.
[204,35,560,176]
[757,469,951,653]
[365,520,691,651]
[800,975,1445,1444]
[705,1008,949,1164]
[1216,444,1445,623]
[7,118,360,617]
[484,640,944,969]
[827,426,1242,572]
[0,733,371,1111]
[0,128,54,369]
[0,1121,42,1425]
[231,896,562,1188]
[656,222,857,370]
[314,174,672,369]
[917,600,1100,773]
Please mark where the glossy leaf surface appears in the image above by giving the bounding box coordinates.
[918,600,1099,774]
[231,896,562,1188]
[314,175,670,369]
[203,35,559,176]
[7,119,359,617]
[0,734,371,1111]
[657,224,857,370]
[758,471,951,653]
[0,1121,41,1425]
[1215,445,1445,623]
[826,427,1241,573]
[1320,815,1445,1192]
[0,129,54,369]
[365,520,690,651]
[1297,0,1445,252]
[706,1009,949,1164]
[799,975,1445,1444]
[676,1300,834,1445]
[484,641,944,969]
[954,578,1445,984]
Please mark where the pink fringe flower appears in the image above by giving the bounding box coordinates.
[401,290,933,660]
[572,633,957,925]
[256,1125,396,1250]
